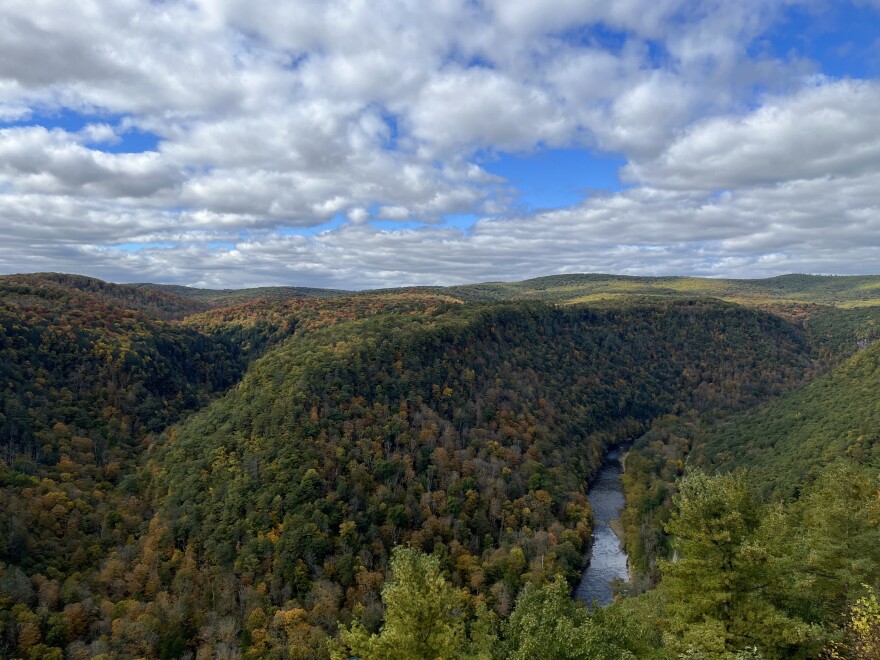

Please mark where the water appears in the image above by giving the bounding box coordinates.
[575,446,629,606]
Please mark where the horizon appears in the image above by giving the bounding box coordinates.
[2,2,880,287]
[6,269,880,293]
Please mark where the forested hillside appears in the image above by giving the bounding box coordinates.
[1,273,878,658]
[697,339,880,497]
[618,337,880,580]
[387,273,880,363]
[135,283,349,307]
[1,274,214,320]
[438,273,880,308]
[0,277,251,623]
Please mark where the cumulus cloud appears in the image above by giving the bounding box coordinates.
[409,68,573,153]
[626,79,880,188]
[0,126,179,197]
[9,161,880,288]
[0,0,878,286]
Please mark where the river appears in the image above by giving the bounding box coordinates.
[574,445,629,606]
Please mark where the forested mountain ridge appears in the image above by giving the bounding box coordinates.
[618,335,880,578]
[0,273,214,321]
[1,272,879,658]
[0,277,254,597]
[134,282,349,307]
[12,269,880,311]
[437,272,880,307]
[6,271,880,358]
[0,273,351,323]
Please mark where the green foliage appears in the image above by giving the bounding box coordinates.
[337,549,661,660]
[803,304,880,359]
[660,471,814,657]
[149,298,811,639]
[0,276,251,584]
[618,413,695,581]
[619,330,880,590]
[777,461,880,626]
[336,546,486,660]
[827,586,880,659]
[697,340,880,499]
[625,462,880,658]
[4,270,878,658]
[2,272,213,319]
[137,281,349,305]
[433,272,880,309]
[497,578,661,659]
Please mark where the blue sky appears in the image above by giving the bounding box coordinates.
[483,149,627,211]
[1,0,879,288]
[0,109,162,153]
[761,2,880,79]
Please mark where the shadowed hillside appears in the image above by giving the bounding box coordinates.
[696,338,880,499]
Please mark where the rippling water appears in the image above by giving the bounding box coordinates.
[575,446,629,606]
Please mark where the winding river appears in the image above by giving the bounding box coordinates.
[575,445,629,606]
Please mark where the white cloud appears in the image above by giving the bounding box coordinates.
[626,79,880,188]
[484,0,683,41]
[78,123,119,145]
[7,160,879,288]
[408,68,573,154]
[0,126,178,197]
[600,71,701,156]
[377,206,410,220]
[1,0,876,286]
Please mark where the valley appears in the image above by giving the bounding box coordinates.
[1,272,879,658]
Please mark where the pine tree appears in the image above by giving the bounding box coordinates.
[660,471,811,658]
[336,546,486,660]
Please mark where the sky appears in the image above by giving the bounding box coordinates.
[1,0,880,289]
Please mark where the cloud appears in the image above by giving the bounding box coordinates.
[0,0,877,286]
[484,0,683,41]
[9,158,878,289]
[0,126,179,197]
[408,68,573,154]
[626,79,880,188]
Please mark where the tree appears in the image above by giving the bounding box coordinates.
[335,546,492,660]
[497,578,656,659]
[660,471,811,658]
[827,586,880,659]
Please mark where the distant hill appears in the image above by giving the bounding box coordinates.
[0,273,351,321]
[0,272,213,320]
[5,272,880,357]
[438,273,880,307]
[10,270,880,312]
[134,282,350,306]
[373,273,880,359]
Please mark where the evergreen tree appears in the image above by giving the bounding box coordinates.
[498,578,657,659]
[661,471,811,658]
[336,546,492,660]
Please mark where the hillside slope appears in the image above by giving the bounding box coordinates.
[0,277,251,589]
[611,339,880,657]
[696,339,880,498]
[136,282,349,306]
[0,273,213,320]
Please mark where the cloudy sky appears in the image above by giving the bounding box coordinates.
[1,0,879,288]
